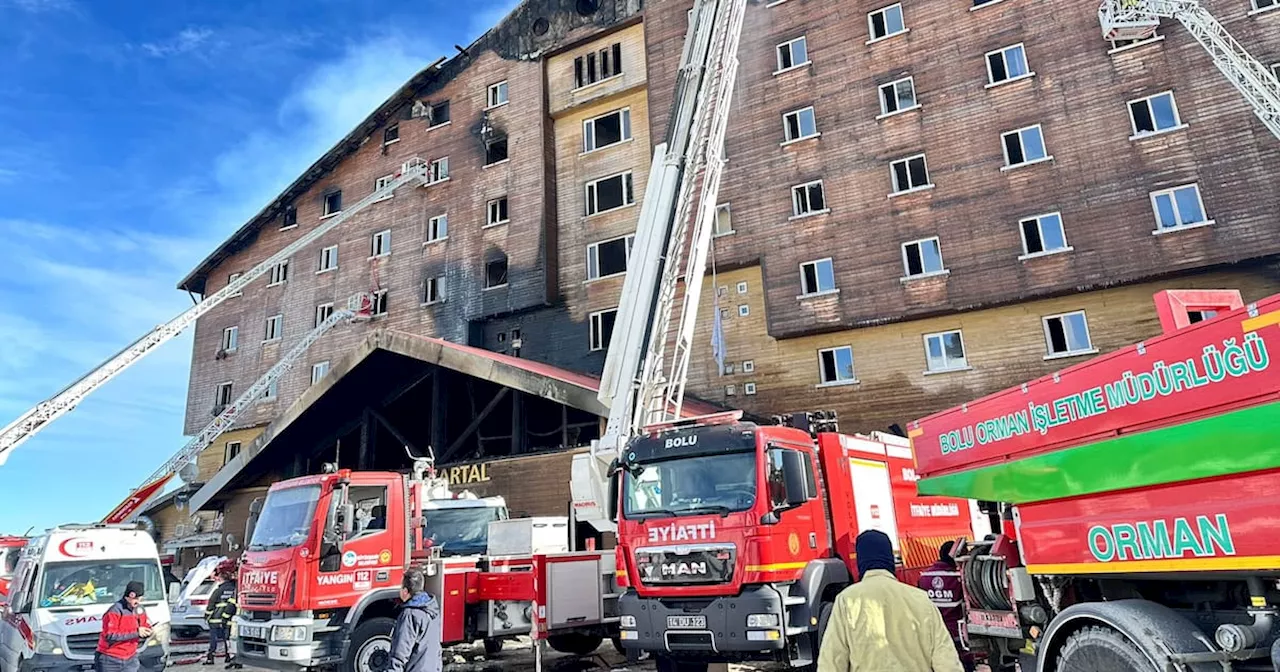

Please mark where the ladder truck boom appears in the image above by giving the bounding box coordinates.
[100,292,377,525]
[0,159,431,467]
[1099,0,1280,139]
[579,0,746,530]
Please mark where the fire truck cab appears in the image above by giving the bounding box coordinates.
[0,536,26,601]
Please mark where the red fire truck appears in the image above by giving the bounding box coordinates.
[909,290,1280,671]
[611,412,975,669]
[0,536,26,600]
[234,460,618,672]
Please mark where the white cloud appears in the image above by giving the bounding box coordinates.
[3,0,73,13]
[140,27,215,58]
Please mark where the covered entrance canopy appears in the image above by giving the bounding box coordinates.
[190,330,719,512]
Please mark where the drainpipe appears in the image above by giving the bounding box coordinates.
[1215,577,1276,653]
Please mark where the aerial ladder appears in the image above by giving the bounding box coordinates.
[100,292,374,524]
[1099,0,1280,139]
[0,158,434,466]
[571,0,747,537]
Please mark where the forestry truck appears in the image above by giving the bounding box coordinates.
[234,457,618,672]
[610,413,976,669]
[909,289,1280,672]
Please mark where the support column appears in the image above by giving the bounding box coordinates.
[511,390,526,455]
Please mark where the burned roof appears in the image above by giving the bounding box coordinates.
[177,0,644,294]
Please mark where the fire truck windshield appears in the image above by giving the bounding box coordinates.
[249,485,321,551]
[1,548,18,576]
[623,452,756,519]
[423,506,502,556]
[38,559,164,607]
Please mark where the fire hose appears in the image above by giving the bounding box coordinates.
[963,553,1012,611]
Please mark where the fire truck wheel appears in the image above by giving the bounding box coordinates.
[1055,625,1152,671]
[815,602,833,656]
[346,617,396,672]
[546,633,604,656]
[483,638,504,656]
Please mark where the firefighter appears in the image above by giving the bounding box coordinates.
[919,541,973,672]
[817,530,963,672]
[203,559,239,668]
[95,581,152,672]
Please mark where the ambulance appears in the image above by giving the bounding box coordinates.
[0,525,171,672]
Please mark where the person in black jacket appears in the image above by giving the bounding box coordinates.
[388,568,442,672]
[203,560,239,668]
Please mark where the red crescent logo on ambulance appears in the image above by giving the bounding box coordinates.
[58,538,94,558]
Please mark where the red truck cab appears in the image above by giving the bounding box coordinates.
[0,537,26,601]
[613,414,972,669]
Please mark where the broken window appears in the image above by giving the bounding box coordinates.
[383,124,399,144]
[584,108,632,152]
[427,215,447,243]
[221,326,238,353]
[902,237,945,277]
[868,3,906,41]
[487,197,509,226]
[1002,125,1048,167]
[924,331,968,372]
[800,258,836,296]
[1043,312,1093,357]
[224,441,241,463]
[890,154,930,193]
[323,191,342,217]
[371,230,391,257]
[485,136,509,165]
[485,256,509,289]
[487,81,509,108]
[783,106,819,142]
[281,205,298,229]
[428,157,449,184]
[318,245,338,272]
[587,235,634,280]
[819,346,856,384]
[879,77,917,116]
[315,303,334,328]
[575,42,623,88]
[268,260,290,286]
[264,314,283,341]
[372,290,388,316]
[429,101,451,127]
[987,44,1030,85]
[791,180,827,216]
[589,308,618,351]
[423,276,445,304]
[1128,91,1181,136]
[214,382,234,411]
[585,172,635,215]
[776,36,808,72]
[714,203,733,236]
[1020,213,1068,257]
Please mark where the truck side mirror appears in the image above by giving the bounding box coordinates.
[780,450,808,507]
[606,467,620,522]
[245,497,264,549]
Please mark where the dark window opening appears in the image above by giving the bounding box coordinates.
[1021,219,1044,254]
[1129,100,1155,133]
[904,243,925,275]
[485,257,509,288]
[323,191,342,216]
[1188,310,1218,323]
[1047,319,1068,353]
[429,101,451,127]
[594,237,630,278]
[590,309,617,351]
[1003,133,1025,165]
[281,205,297,229]
[988,53,1007,82]
[384,124,400,144]
[486,137,509,165]
[575,43,623,88]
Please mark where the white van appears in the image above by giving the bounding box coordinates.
[0,525,171,672]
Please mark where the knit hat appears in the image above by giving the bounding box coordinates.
[855,529,896,578]
[939,540,957,567]
[124,581,145,598]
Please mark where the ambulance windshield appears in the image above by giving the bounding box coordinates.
[250,485,321,551]
[623,452,757,519]
[39,560,163,607]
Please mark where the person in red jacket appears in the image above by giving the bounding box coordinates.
[96,581,152,672]
[918,541,974,672]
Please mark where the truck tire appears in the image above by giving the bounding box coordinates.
[346,617,396,672]
[483,637,504,656]
[546,632,604,656]
[1055,625,1153,671]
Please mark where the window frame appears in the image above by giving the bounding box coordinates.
[775,36,811,74]
[923,329,970,374]
[484,256,509,290]
[799,258,838,297]
[1149,183,1212,234]
[714,203,734,236]
[214,382,234,409]
[311,361,331,385]
[901,236,947,279]
[371,289,388,316]
[427,157,450,185]
[322,190,343,218]
[315,302,334,328]
[586,234,636,281]
[227,272,243,297]
[866,3,907,43]
[1018,212,1072,259]
[1000,124,1052,169]
[1127,90,1184,139]
[422,276,445,305]
[986,43,1033,87]
[877,76,919,118]
[487,80,509,109]
[589,307,618,352]
[267,260,290,287]
[584,171,636,216]
[817,345,858,386]
[426,214,448,244]
[221,326,238,353]
[1042,310,1097,359]
[264,314,283,342]
[782,106,820,144]
[280,205,298,230]
[889,154,932,194]
[790,179,829,218]
[318,245,338,273]
[383,124,399,145]
[1251,0,1278,13]
[583,108,633,154]
[224,441,242,464]
[260,378,278,402]
[486,198,510,227]
[428,101,451,128]
[370,229,392,258]
[573,42,624,90]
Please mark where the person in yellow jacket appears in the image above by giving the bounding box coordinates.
[818,530,964,672]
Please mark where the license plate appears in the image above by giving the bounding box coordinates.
[240,625,267,639]
[667,616,706,629]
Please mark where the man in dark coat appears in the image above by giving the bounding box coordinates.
[918,541,974,672]
[387,568,442,672]
[96,581,152,672]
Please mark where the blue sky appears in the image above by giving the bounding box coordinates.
[0,0,518,534]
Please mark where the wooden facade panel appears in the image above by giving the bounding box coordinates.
[547,22,650,117]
